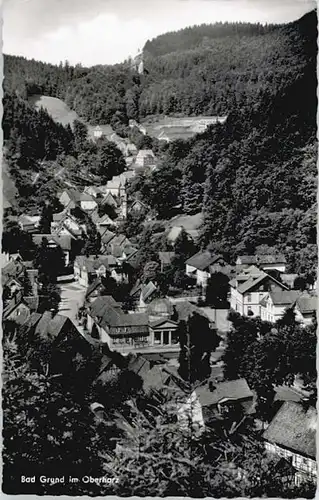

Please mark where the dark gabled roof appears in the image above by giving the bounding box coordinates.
[34,312,71,341]
[89,296,148,330]
[238,272,288,295]
[196,378,253,407]
[141,281,157,301]
[295,295,317,314]
[85,277,105,298]
[109,234,131,248]
[186,251,224,271]
[100,230,116,245]
[263,401,316,459]
[127,353,151,376]
[237,254,287,265]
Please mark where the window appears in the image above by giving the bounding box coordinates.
[247,293,252,303]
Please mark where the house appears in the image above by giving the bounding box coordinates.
[91,209,116,230]
[260,290,301,323]
[129,199,148,214]
[263,401,317,485]
[293,295,317,326]
[93,125,103,140]
[100,230,116,249]
[139,282,158,310]
[59,189,98,212]
[87,296,149,352]
[135,149,156,169]
[230,266,289,317]
[53,212,85,239]
[74,255,120,287]
[186,251,227,287]
[18,215,41,233]
[3,290,32,325]
[106,234,132,256]
[177,378,255,433]
[158,251,175,272]
[103,176,126,198]
[32,234,73,266]
[236,254,287,273]
[84,186,103,198]
[85,277,107,303]
[21,311,94,374]
[100,192,118,209]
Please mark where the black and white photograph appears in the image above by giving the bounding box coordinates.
[1,0,317,496]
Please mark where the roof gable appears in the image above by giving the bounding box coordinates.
[186,251,224,271]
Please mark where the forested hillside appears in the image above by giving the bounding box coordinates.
[4,11,316,125]
[3,10,317,281]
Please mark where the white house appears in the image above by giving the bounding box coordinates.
[263,401,317,486]
[293,295,317,326]
[260,290,301,323]
[135,149,156,169]
[230,266,289,317]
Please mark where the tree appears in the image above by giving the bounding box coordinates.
[81,221,101,256]
[94,137,126,182]
[34,237,65,281]
[178,312,221,383]
[205,272,229,306]
[2,336,108,495]
[38,202,53,233]
[142,261,160,283]
[73,119,88,152]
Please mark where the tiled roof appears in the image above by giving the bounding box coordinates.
[295,295,317,314]
[101,230,116,245]
[266,290,301,306]
[186,251,223,271]
[237,254,287,265]
[89,296,149,330]
[141,281,157,301]
[127,353,151,376]
[100,192,118,207]
[85,277,105,298]
[196,378,253,407]
[136,149,155,158]
[263,401,316,459]
[34,312,70,341]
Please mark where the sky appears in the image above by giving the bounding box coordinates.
[2,0,316,67]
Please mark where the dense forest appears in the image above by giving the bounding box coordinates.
[3,9,317,281]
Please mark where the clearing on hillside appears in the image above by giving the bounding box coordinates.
[28,95,114,139]
[28,95,80,127]
[142,115,227,141]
